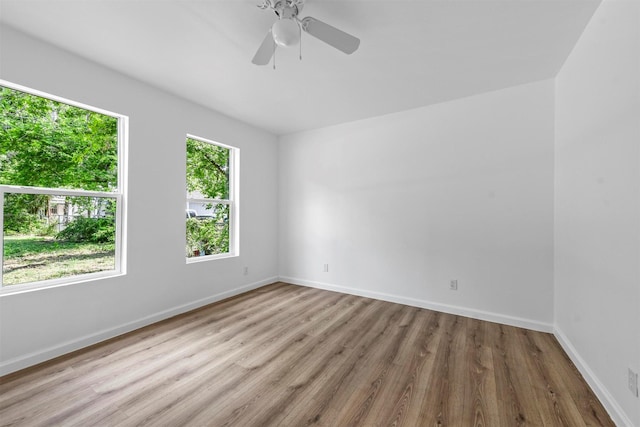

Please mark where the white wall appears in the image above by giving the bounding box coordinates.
[279,79,555,330]
[554,0,640,425]
[0,26,279,374]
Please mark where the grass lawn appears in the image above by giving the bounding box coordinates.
[2,235,115,286]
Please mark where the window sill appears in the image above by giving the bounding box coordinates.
[186,252,238,264]
[0,271,125,297]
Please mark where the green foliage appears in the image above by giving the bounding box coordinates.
[3,193,56,236]
[186,205,230,256]
[3,235,113,258]
[185,138,232,257]
[186,138,229,199]
[0,86,118,191]
[2,235,115,286]
[56,217,115,243]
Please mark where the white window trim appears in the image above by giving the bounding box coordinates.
[0,80,127,295]
[186,134,239,263]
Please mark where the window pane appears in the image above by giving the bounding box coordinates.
[0,86,118,192]
[185,203,229,257]
[2,192,116,286]
[186,138,230,200]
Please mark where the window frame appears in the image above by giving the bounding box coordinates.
[185,134,239,263]
[0,80,127,294]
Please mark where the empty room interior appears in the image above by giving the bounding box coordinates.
[0,0,639,425]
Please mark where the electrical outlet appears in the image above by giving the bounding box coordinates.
[629,368,639,397]
[243,266,249,276]
[323,264,329,273]
[449,280,458,290]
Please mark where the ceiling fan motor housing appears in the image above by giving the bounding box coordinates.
[272,0,302,18]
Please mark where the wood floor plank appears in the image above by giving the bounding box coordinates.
[293,300,408,426]
[490,323,537,426]
[123,291,360,426]
[30,285,325,423]
[529,332,615,426]
[514,328,582,426]
[340,305,416,426]
[388,310,445,426]
[411,312,462,426]
[361,308,437,427]
[0,283,615,427]
[459,318,500,427]
[273,301,408,426]
[113,290,343,425]
[199,295,384,426]
[361,307,432,426]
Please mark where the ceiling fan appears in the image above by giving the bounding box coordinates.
[252,0,360,66]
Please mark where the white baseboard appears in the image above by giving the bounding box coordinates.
[279,276,554,333]
[554,327,635,427]
[0,276,278,377]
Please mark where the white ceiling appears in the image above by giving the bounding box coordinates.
[0,0,600,135]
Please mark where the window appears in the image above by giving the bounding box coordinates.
[185,135,238,260]
[0,81,126,291]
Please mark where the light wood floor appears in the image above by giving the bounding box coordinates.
[1,282,613,426]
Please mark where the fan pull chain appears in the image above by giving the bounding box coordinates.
[273,43,276,70]
[299,24,302,60]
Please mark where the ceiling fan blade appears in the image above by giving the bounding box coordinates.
[252,30,275,65]
[300,16,360,54]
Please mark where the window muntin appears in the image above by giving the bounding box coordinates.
[186,136,237,260]
[0,82,126,292]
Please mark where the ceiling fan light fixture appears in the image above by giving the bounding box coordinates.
[272,18,300,47]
